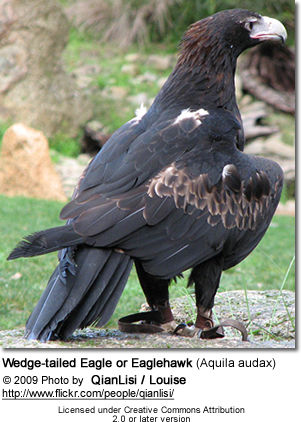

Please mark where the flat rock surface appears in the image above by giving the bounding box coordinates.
[0,290,294,349]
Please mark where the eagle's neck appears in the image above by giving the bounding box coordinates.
[156,49,238,113]
[153,21,240,113]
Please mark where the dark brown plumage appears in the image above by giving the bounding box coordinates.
[8,9,286,341]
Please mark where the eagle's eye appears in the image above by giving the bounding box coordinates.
[244,19,257,32]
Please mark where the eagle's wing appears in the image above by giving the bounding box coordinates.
[63,107,209,207]
[60,107,213,227]
[60,109,283,279]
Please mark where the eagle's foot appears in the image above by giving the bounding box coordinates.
[181,316,248,341]
[173,322,225,339]
[118,303,177,334]
[173,311,225,339]
[173,323,197,337]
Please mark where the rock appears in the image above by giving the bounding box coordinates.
[276,200,295,216]
[142,290,295,344]
[0,0,92,137]
[0,327,294,348]
[235,73,243,101]
[158,76,168,88]
[55,154,91,198]
[239,42,295,114]
[125,53,141,62]
[146,54,173,71]
[0,123,67,201]
[0,290,294,348]
[71,64,102,89]
[135,72,158,84]
[241,101,278,140]
[245,135,294,158]
[103,86,128,100]
[172,290,295,341]
[244,135,295,185]
[121,63,140,76]
[128,93,150,107]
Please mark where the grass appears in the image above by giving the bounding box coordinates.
[0,194,295,332]
[0,121,12,149]
[267,111,295,147]
[63,27,173,133]
[48,131,82,158]
[220,217,295,291]
[59,0,295,46]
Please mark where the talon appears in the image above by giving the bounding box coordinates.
[173,323,187,334]
[173,323,197,337]
[199,325,225,339]
[196,329,203,339]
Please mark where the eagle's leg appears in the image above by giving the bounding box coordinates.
[135,261,176,331]
[174,256,224,338]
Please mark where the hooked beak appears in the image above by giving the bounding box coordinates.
[250,16,287,43]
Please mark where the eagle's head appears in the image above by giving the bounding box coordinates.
[220,9,287,53]
[180,9,287,63]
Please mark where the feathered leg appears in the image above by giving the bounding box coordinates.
[192,255,223,331]
[175,255,247,340]
[174,255,224,337]
[135,260,176,331]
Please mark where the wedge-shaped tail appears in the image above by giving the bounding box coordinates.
[25,247,133,341]
[7,225,82,260]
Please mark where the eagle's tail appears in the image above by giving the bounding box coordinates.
[25,247,133,341]
[7,225,82,260]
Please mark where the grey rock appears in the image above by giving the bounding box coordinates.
[136,72,158,84]
[124,53,141,63]
[128,92,150,107]
[121,63,140,76]
[171,290,295,343]
[146,54,173,71]
[0,290,294,348]
[0,0,92,137]
[103,85,128,100]
[244,135,295,184]
[55,153,91,198]
[245,135,295,159]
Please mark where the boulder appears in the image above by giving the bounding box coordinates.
[55,154,91,199]
[239,42,295,114]
[244,135,295,186]
[0,123,67,201]
[0,290,294,348]
[146,54,174,71]
[0,0,92,137]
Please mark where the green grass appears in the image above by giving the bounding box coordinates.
[0,195,295,331]
[267,111,295,147]
[63,28,173,133]
[220,217,295,292]
[48,131,82,158]
[0,121,12,148]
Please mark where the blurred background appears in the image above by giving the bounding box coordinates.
[0,1,295,341]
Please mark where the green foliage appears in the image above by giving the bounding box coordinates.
[267,112,295,146]
[153,0,295,45]
[221,215,295,291]
[0,3,296,331]
[86,45,171,133]
[0,195,295,331]
[48,131,81,157]
[0,196,64,330]
[0,121,11,148]
[63,0,294,46]
[63,27,97,71]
